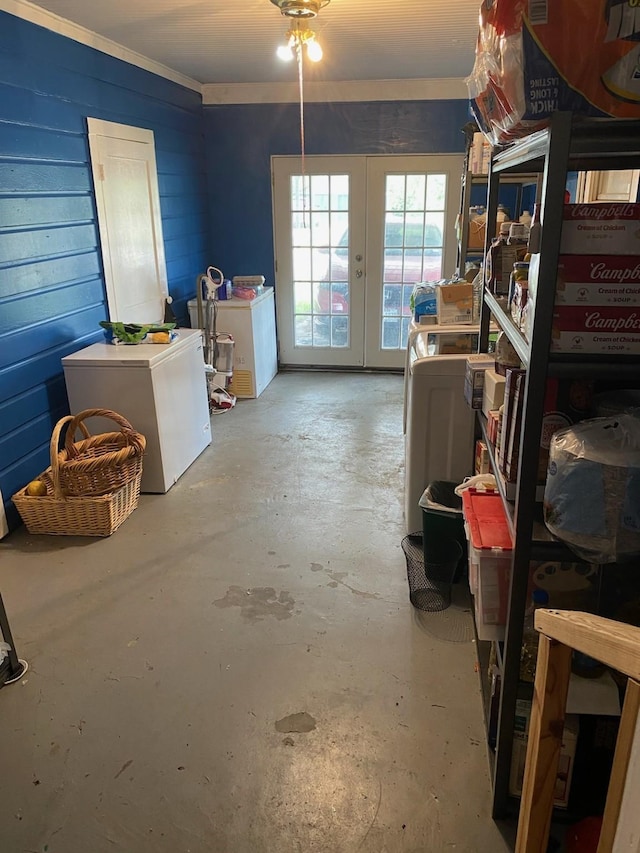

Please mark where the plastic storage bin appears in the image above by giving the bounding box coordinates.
[419,480,467,580]
[462,488,513,641]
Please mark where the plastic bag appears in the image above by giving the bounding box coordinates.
[454,474,497,497]
[0,641,10,665]
[544,414,640,563]
[410,282,437,320]
[467,0,640,146]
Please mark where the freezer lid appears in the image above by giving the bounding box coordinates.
[409,352,470,376]
[61,328,203,368]
[216,289,273,310]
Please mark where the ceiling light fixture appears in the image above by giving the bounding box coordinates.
[270,0,330,19]
[277,21,323,63]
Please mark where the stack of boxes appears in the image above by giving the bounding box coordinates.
[527,204,640,354]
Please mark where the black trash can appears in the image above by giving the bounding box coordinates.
[419,480,468,582]
[402,534,462,612]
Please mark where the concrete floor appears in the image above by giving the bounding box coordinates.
[0,372,513,853]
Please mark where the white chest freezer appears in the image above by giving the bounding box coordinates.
[404,329,476,534]
[188,289,277,399]
[62,329,211,494]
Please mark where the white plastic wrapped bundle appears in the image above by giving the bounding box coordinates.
[544,415,640,564]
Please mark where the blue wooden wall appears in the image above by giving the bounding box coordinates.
[203,100,470,285]
[0,12,209,530]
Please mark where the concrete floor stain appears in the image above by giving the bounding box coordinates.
[275,712,317,733]
[214,585,295,622]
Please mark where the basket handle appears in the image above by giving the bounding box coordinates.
[49,415,90,498]
[64,408,145,457]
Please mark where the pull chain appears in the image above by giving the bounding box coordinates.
[296,39,308,228]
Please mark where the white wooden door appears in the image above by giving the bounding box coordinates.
[272,156,367,367]
[88,118,168,325]
[272,154,463,368]
[364,155,463,368]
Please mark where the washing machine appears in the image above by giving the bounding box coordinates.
[404,327,477,534]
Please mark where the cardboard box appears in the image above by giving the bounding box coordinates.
[475,439,490,475]
[510,701,579,809]
[436,281,473,325]
[468,217,487,250]
[551,306,640,354]
[487,410,501,446]
[497,368,525,480]
[561,204,640,255]
[504,371,525,482]
[470,131,491,175]
[463,354,495,409]
[556,256,640,306]
[482,369,506,418]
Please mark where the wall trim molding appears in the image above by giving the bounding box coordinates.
[0,0,203,93]
[202,78,468,105]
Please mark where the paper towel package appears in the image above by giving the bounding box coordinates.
[468,0,640,145]
[544,414,640,564]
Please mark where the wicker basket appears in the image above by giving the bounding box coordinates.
[12,415,143,537]
[57,408,145,497]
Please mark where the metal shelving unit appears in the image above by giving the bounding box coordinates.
[477,112,640,819]
[456,171,539,276]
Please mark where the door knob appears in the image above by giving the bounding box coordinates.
[355,269,363,278]
[355,254,363,262]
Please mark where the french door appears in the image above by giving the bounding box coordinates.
[272,154,463,368]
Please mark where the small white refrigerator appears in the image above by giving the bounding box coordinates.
[62,329,211,494]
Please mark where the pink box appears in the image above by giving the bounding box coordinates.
[556,256,640,306]
[551,305,640,354]
[560,204,640,255]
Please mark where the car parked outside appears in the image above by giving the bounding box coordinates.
[317,219,443,315]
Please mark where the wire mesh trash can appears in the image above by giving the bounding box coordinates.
[419,480,467,581]
[402,534,463,612]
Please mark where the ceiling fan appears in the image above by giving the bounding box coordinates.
[270,0,330,19]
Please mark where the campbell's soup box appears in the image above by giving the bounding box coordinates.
[551,305,640,354]
[556,256,640,306]
[560,204,640,255]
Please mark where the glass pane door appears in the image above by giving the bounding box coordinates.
[364,155,464,369]
[273,154,463,369]
[272,156,366,366]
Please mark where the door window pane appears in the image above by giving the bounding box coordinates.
[381,172,447,350]
[290,174,350,349]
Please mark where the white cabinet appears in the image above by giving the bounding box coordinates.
[62,329,211,493]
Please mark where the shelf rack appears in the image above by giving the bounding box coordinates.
[477,111,640,819]
[456,170,539,276]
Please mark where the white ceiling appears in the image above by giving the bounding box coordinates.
[24,0,480,87]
